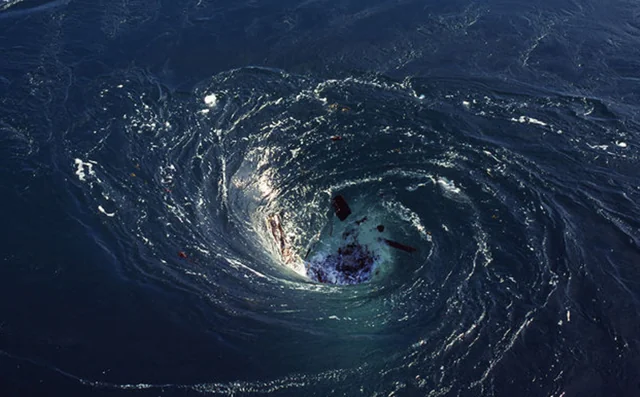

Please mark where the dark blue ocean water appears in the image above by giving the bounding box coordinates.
[1,0,640,396]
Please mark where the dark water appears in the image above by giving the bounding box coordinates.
[1,0,640,396]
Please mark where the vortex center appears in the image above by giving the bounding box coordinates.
[267,195,416,285]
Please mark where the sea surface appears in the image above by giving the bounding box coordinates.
[1,0,640,396]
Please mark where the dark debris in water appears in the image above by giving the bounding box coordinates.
[332,194,352,221]
[382,238,417,253]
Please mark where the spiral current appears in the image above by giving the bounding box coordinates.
[66,67,639,395]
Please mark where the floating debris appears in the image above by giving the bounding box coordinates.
[332,195,352,221]
[382,238,417,253]
[328,104,350,112]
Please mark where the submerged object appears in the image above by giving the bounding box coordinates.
[306,220,379,285]
[306,239,378,285]
[332,195,352,221]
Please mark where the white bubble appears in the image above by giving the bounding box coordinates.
[204,93,218,107]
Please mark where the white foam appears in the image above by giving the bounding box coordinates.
[204,93,218,107]
[405,182,430,192]
[98,206,116,217]
[510,115,547,126]
[482,150,502,163]
[383,200,430,240]
[587,143,608,150]
[74,159,96,181]
[437,177,461,195]
[225,257,269,280]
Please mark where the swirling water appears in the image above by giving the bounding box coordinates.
[1,0,640,396]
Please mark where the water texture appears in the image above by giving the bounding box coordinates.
[1,0,639,396]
